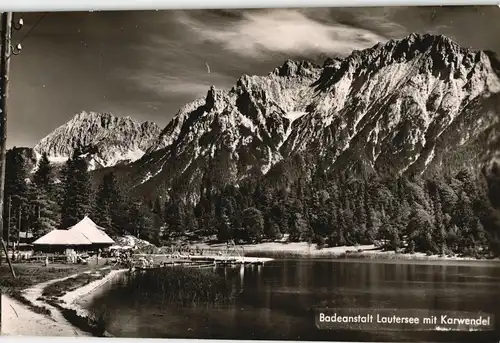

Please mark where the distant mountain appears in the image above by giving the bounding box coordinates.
[6,33,500,257]
[33,112,161,170]
[117,33,500,200]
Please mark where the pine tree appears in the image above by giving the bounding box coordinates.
[60,152,92,228]
[241,207,264,243]
[164,198,186,236]
[311,210,329,240]
[4,149,30,242]
[94,172,123,235]
[33,153,52,190]
[30,184,59,237]
[127,199,154,240]
[453,191,475,251]
[265,220,282,240]
[407,207,437,253]
[216,194,236,242]
[30,152,60,236]
[152,197,163,221]
[290,212,309,242]
[431,189,447,254]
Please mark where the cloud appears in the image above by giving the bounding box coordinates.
[126,72,231,99]
[344,8,409,36]
[117,9,398,105]
[177,9,388,58]
[117,28,238,100]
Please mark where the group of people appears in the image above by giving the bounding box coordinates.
[113,250,133,265]
[10,250,32,262]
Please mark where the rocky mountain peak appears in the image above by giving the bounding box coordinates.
[205,86,229,111]
[34,111,161,170]
[271,59,320,78]
[359,34,469,69]
[126,33,500,199]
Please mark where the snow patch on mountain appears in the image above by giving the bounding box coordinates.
[285,111,306,123]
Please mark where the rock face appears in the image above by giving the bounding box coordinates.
[26,34,500,199]
[121,33,500,199]
[33,112,161,170]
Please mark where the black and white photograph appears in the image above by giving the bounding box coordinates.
[1,6,500,342]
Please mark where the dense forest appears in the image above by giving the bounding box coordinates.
[3,147,500,258]
[1,149,155,244]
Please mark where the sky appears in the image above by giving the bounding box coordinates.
[6,6,500,148]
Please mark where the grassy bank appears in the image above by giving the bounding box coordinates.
[121,267,235,306]
[42,269,112,298]
[39,267,118,337]
[0,263,91,316]
[0,264,88,293]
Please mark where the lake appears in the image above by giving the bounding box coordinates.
[84,259,500,342]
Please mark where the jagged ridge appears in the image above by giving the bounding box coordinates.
[34,111,161,170]
[121,34,500,200]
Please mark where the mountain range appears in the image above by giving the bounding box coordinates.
[13,33,500,200]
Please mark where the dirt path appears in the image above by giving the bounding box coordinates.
[1,266,113,336]
[1,295,89,336]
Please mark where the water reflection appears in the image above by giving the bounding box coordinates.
[86,259,500,342]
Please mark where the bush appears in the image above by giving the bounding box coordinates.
[43,270,110,298]
[315,236,326,250]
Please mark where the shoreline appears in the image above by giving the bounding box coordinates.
[59,268,127,318]
[189,242,500,262]
[2,269,96,337]
[1,294,89,337]
[2,245,498,337]
[47,268,128,337]
[1,266,125,337]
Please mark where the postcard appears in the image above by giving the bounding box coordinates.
[0,7,499,342]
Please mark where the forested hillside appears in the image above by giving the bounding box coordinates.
[3,147,500,258]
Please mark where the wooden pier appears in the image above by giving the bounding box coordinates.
[130,255,273,271]
[189,255,273,266]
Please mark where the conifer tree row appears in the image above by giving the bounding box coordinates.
[60,150,93,228]
[3,146,500,258]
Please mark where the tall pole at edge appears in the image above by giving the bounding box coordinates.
[0,12,13,267]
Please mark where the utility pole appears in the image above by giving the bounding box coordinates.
[17,206,21,250]
[0,12,12,266]
[6,194,10,249]
[0,12,22,275]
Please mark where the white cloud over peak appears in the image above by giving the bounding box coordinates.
[179,9,388,58]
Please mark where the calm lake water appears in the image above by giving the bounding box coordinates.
[85,259,500,342]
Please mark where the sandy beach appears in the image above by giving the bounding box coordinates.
[190,242,498,261]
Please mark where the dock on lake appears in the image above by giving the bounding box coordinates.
[131,254,273,271]
[190,255,273,266]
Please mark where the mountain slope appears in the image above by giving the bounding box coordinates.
[116,34,500,199]
[33,112,161,170]
[283,33,500,176]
